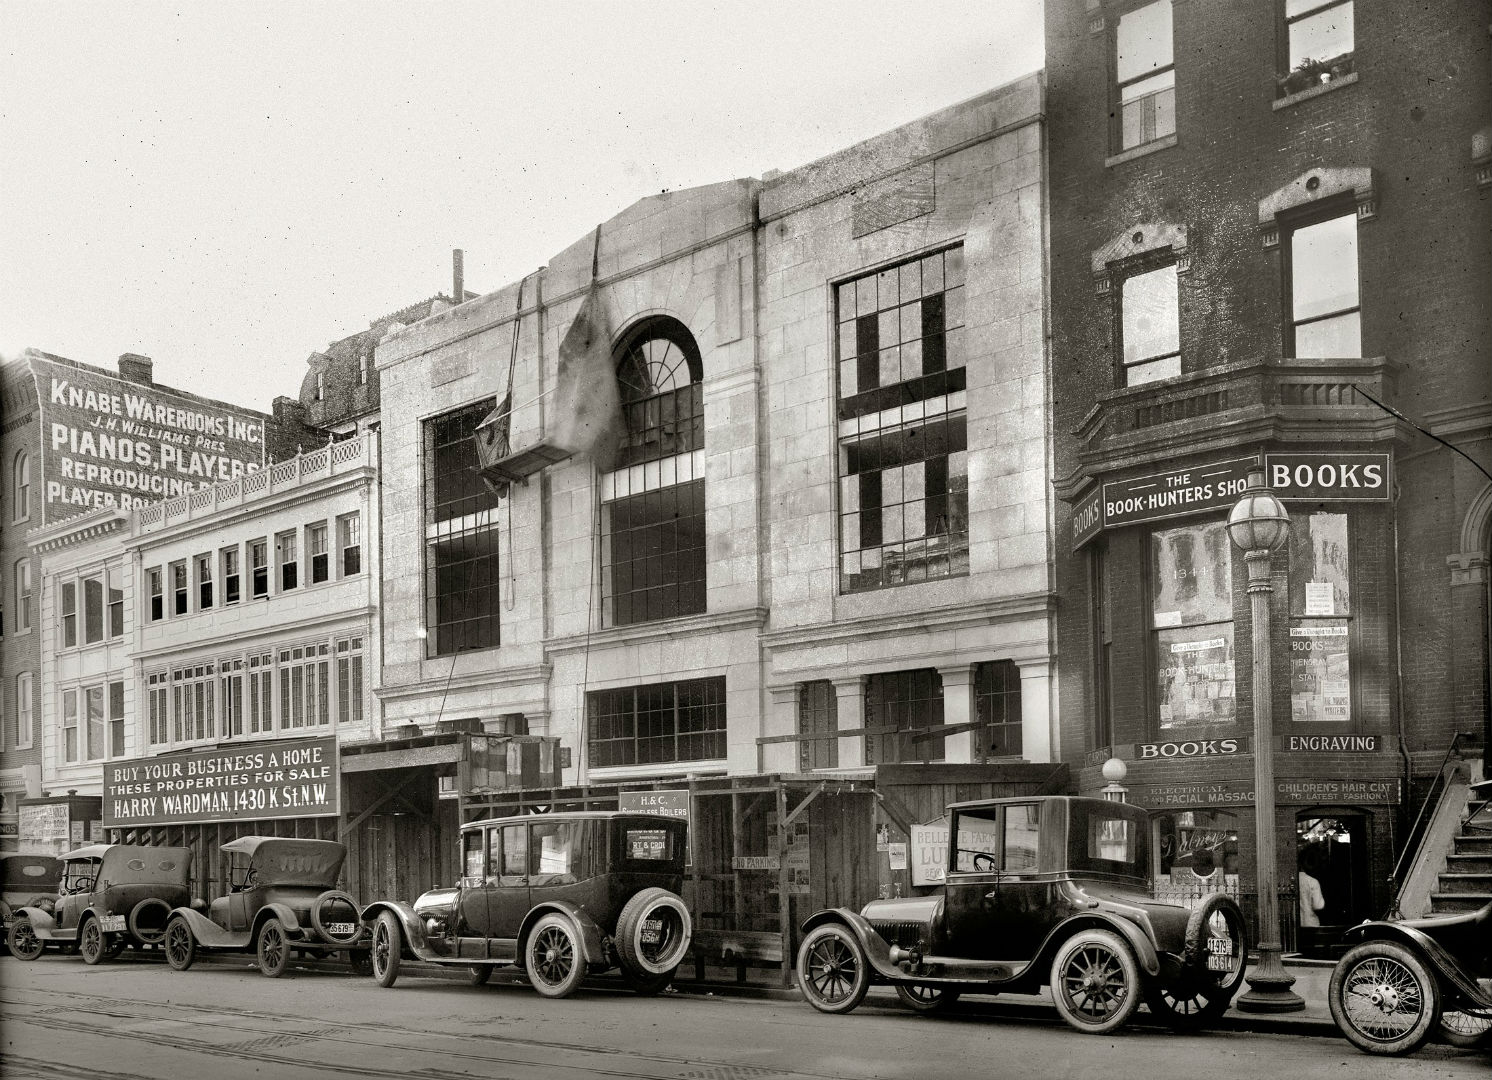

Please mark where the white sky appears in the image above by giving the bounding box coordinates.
[1,1,1043,413]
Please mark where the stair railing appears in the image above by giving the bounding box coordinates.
[1386,731,1475,919]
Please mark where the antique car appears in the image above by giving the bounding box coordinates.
[362,811,692,997]
[1328,899,1491,1055]
[6,844,192,963]
[1,853,62,954]
[161,836,368,978]
[795,796,1248,1035]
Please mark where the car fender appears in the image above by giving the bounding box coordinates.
[1341,922,1492,1007]
[518,901,606,967]
[164,906,251,950]
[1042,912,1161,978]
[799,908,906,981]
[10,906,62,940]
[360,900,435,959]
[251,902,305,941]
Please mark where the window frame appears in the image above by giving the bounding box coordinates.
[1114,257,1182,386]
[308,522,330,584]
[12,451,31,523]
[222,544,241,605]
[196,553,213,611]
[61,579,78,647]
[424,400,502,656]
[1112,0,1177,153]
[1278,0,1355,95]
[250,538,269,598]
[276,530,299,592]
[337,512,361,577]
[170,559,188,616]
[82,574,105,644]
[1146,518,1240,735]
[587,676,728,769]
[146,566,164,622]
[107,564,124,638]
[14,558,31,634]
[1282,203,1362,359]
[16,671,34,750]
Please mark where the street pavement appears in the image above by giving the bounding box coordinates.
[2,951,1486,1080]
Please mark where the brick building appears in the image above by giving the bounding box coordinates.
[1045,0,1490,937]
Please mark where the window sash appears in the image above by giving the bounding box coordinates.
[587,677,727,768]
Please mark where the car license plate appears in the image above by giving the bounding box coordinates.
[640,919,662,945]
[99,915,127,933]
[328,922,355,936]
[1206,937,1234,970]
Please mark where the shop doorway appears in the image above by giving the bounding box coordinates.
[1295,810,1371,957]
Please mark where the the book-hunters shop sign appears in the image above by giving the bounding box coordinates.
[1072,452,1392,549]
[29,353,267,523]
[102,736,339,829]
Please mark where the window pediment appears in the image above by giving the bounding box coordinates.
[1091,222,1188,296]
[1258,167,1375,247]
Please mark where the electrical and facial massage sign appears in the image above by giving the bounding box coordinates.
[30,354,267,521]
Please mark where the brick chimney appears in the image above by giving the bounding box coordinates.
[117,353,154,384]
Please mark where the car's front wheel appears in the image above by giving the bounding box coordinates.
[795,923,870,1015]
[8,917,43,961]
[370,911,402,988]
[80,917,108,965]
[1050,929,1143,1035]
[895,983,961,1014]
[526,913,586,999]
[164,916,196,971]
[256,917,291,979]
[1329,940,1442,1055]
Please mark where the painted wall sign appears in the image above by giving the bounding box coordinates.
[30,354,267,522]
[1102,458,1255,530]
[1136,738,1248,759]
[1265,453,1390,501]
[1128,777,1400,808]
[1286,735,1379,752]
[911,816,950,886]
[101,736,338,828]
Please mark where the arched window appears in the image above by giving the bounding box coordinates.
[601,316,706,627]
[12,451,30,523]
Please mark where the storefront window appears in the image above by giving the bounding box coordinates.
[1153,809,1241,904]
[1288,513,1351,724]
[1151,521,1236,729]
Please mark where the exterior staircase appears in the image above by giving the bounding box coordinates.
[1430,776,1492,914]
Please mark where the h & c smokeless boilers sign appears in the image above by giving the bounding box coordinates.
[102,736,339,828]
[30,354,267,522]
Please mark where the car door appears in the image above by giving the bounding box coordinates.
[984,802,1049,965]
[485,823,531,942]
[456,828,491,937]
[943,807,1003,960]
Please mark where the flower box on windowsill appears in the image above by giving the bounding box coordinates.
[1276,54,1356,100]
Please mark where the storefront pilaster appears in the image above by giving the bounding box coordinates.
[831,676,867,769]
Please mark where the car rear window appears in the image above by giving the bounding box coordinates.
[1088,814,1137,866]
[625,828,672,861]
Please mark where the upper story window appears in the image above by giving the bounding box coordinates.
[615,316,704,469]
[338,512,361,577]
[1118,262,1180,385]
[250,538,269,598]
[276,530,299,591]
[864,669,945,765]
[16,672,33,750]
[1287,512,1352,725]
[62,580,78,647]
[835,247,968,593]
[11,451,30,523]
[425,401,501,654]
[1286,209,1360,358]
[13,558,31,634]
[196,553,213,610]
[108,565,124,637]
[171,560,188,616]
[308,522,330,584]
[427,400,501,525]
[83,574,105,643]
[147,567,164,622]
[1280,0,1354,97]
[588,676,727,769]
[1114,0,1175,152]
[222,545,241,605]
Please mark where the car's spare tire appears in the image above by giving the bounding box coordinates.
[614,887,692,978]
[129,898,172,944]
[310,890,362,945]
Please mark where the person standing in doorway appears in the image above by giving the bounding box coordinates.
[1298,849,1326,928]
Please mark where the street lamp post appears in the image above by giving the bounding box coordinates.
[1228,465,1305,1012]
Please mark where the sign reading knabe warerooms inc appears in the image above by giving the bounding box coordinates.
[102,736,338,829]
[30,354,267,522]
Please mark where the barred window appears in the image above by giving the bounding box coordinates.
[425,401,501,654]
[836,248,968,593]
[588,676,726,768]
[864,669,944,765]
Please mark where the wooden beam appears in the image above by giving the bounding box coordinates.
[784,782,827,828]
[873,788,918,836]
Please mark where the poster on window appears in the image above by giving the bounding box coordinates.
[1156,629,1236,728]
[1291,624,1350,722]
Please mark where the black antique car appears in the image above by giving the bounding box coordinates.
[361,811,692,997]
[1328,899,1492,1055]
[161,837,368,978]
[1,853,62,954]
[6,844,192,963]
[795,796,1248,1035]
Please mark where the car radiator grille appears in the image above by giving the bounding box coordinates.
[868,921,923,948]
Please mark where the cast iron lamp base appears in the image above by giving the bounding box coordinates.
[1236,944,1305,1012]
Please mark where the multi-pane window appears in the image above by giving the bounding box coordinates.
[1288,512,1352,724]
[588,676,727,768]
[1283,0,1353,86]
[11,451,30,522]
[425,401,501,654]
[1151,520,1236,730]
[279,642,331,729]
[62,689,79,763]
[836,248,968,593]
[16,672,33,750]
[148,672,169,745]
[336,636,364,725]
[250,538,269,598]
[276,531,299,591]
[108,681,125,758]
[1287,210,1360,358]
[107,565,124,637]
[147,567,164,622]
[864,669,945,765]
[85,685,106,760]
[84,575,104,643]
[308,523,330,584]
[219,657,244,738]
[614,318,705,469]
[1115,1,1175,151]
[222,545,241,605]
[974,660,1024,760]
[1119,264,1180,385]
[798,680,839,771]
[196,554,213,610]
[171,560,188,616]
[61,580,78,647]
[248,651,274,733]
[338,513,361,577]
[172,663,217,742]
[14,559,31,633]
[603,479,706,626]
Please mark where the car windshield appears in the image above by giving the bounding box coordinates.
[63,860,100,893]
